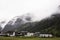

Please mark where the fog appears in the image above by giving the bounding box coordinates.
[0,0,60,21]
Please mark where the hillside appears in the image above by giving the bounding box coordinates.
[1,13,60,37]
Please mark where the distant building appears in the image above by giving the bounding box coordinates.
[7,31,15,36]
[15,31,28,36]
[39,34,53,37]
[0,32,7,36]
[0,31,53,37]
[34,32,40,37]
[24,32,34,37]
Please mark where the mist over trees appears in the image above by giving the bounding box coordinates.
[0,6,60,37]
[2,13,33,32]
[33,13,60,37]
[2,13,60,37]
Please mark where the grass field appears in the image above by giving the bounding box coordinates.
[0,37,60,40]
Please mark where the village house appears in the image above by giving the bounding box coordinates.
[0,31,16,36]
[15,31,28,36]
[0,31,8,36]
[39,34,53,37]
[0,31,53,37]
[0,31,27,37]
[24,32,34,37]
[34,32,40,37]
[7,31,15,36]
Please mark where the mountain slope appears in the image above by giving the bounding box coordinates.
[2,14,33,32]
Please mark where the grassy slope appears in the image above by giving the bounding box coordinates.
[0,37,60,40]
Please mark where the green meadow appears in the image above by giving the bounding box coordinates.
[0,37,60,40]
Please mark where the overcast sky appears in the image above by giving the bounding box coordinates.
[0,0,60,21]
